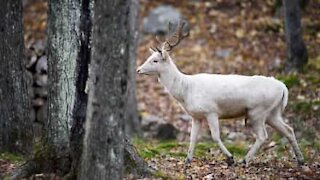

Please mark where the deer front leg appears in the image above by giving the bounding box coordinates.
[207,113,234,165]
[185,119,201,164]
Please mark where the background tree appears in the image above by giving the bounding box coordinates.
[0,0,33,154]
[126,0,141,137]
[283,0,308,71]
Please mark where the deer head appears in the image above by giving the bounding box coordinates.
[136,21,189,75]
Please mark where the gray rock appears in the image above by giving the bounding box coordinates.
[34,87,48,98]
[156,123,178,140]
[34,74,48,87]
[33,122,44,139]
[36,101,47,123]
[143,5,182,34]
[215,48,231,59]
[141,114,178,139]
[36,56,48,74]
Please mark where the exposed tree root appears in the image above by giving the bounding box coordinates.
[10,139,152,179]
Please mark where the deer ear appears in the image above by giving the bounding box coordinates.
[149,48,155,54]
[161,49,169,61]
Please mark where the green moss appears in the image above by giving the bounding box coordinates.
[169,152,187,157]
[0,152,24,163]
[276,75,300,89]
[152,170,170,179]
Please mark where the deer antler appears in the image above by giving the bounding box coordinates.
[151,20,189,53]
[164,21,189,51]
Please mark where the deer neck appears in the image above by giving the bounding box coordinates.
[158,59,188,103]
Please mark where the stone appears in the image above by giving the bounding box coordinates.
[35,55,47,74]
[34,74,48,87]
[36,101,47,123]
[156,123,178,140]
[143,5,183,34]
[141,114,178,139]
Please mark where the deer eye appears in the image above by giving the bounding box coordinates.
[153,60,159,63]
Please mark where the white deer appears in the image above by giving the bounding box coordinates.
[136,21,304,165]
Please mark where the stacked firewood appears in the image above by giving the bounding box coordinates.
[25,40,47,138]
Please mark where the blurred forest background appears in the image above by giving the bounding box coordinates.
[0,0,319,179]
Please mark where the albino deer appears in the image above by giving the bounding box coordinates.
[136,21,304,165]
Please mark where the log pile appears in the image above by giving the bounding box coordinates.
[25,40,48,138]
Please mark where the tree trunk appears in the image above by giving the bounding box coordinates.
[12,0,150,179]
[11,1,92,179]
[0,0,33,154]
[45,0,83,174]
[125,0,141,137]
[68,0,92,178]
[283,0,308,72]
[79,0,132,179]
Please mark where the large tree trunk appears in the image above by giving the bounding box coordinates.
[45,0,83,174]
[125,0,141,136]
[283,0,308,72]
[79,0,132,179]
[11,1,92,179]
[0,0,33,154]
[12,0,150,179]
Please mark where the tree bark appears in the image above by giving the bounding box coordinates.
[79,0,132,179]
[125,0,141,136]
[283,0,308,72]
[0,0,33,154]
[12,0,150,179]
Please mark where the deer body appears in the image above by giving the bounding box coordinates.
[137,21,304,165]
[160,70,286,120]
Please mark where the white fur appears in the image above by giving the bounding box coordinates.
[137,49,304,165]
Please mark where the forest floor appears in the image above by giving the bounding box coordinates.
[136,0,320,179]
[1,0,320,179]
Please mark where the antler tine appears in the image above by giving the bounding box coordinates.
[152,36,163,53]
[165,21,189,51]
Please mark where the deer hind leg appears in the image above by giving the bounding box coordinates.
[266,109,304,165]
[207,113,234,165]
[244,110,268,164]
[185,119,201,164]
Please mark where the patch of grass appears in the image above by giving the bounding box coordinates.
[271,132,283,142]
[290,101,313,113]
[157,141,179,150]
[276,75,300,89]
[306,74,320,84]
[195,142,216,156]
[169,152,187,157]
[226,144,247,157]
[307,56,320,70]
[139,148,160,159]
[0,152,24,163]
[133,139,188,159]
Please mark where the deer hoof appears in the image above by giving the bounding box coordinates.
[226,156,235,166]
[298,159,305,166]
[185,157,192,164]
